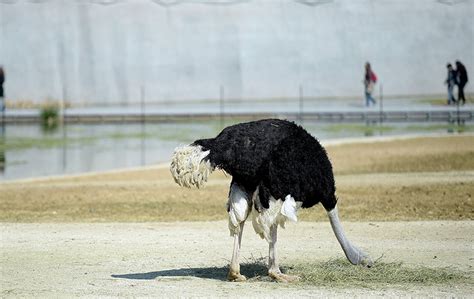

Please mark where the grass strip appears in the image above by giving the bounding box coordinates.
[239,258,470,288]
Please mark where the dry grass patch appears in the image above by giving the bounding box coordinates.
[1,176,472,222]
[328,135,474,175]
[0,182,228,222]
[299,179,474,221]
[233,258,471,288]
[1,135,473,222]
[287,259,470,287]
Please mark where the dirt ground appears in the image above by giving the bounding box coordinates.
[1,134,473,297]
[1,221,473,297]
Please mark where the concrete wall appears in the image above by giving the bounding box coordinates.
[0,0,473,105]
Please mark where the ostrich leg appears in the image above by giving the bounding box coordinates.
[267,224,300,282]
[227,182,250,281]
[228,222,246,281]
[327,205,373,267]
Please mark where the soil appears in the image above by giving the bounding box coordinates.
[1,221,472,297]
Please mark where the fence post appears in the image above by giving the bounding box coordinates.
[456,94,461,125]
[60,86,67,172]
[299,85,304,123]
[220,85,224,128]
[141,85,146,165]
[141,85,145,124]
[379,83,383,124]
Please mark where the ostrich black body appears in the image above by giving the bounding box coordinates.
[193,119,337,211]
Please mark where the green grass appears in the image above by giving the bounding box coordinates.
[152,129,205,143]
[323,123,474,135]
[0,130,193,152]
[405,123,474,133]
[107,132,155,140]
[324,124,394,134]
[241,258,470,288]
[2,119,472,153]
[416,97,473,106]
[0,118,253,152]
[417,98,448,106]
[0,136,97,151]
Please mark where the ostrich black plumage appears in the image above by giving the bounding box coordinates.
[170,119,372,282]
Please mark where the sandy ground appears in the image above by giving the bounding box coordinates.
[1,221,473,297]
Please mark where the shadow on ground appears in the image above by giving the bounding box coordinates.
[111,263,269,281]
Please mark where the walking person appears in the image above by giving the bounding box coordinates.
[445,63,457,105]
[455,60,468,105]
[0,66,4,172]
[0,66,5,114]
[364,62,377,107]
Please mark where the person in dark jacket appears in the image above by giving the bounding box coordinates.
[455,60,468,105]
[0,66,5,112]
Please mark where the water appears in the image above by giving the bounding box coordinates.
[0,120,471,181]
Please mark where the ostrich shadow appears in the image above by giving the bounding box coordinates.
[111,263,269,282]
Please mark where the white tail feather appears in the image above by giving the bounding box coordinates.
[281,195,298,222]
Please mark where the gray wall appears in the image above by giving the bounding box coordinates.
[0,0,473,105]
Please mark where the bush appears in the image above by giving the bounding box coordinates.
[40,106,59,130]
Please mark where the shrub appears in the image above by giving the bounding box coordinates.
[40,105,59,130]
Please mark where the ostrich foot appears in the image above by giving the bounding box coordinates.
[227,270,247,282]
[268,271,300,283]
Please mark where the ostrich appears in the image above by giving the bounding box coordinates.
[170,119,372,282]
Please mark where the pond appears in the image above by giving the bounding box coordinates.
[0,119,472,181]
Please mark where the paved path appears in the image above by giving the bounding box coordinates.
[2,97,473,122]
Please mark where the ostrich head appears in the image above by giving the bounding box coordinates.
[170,145,214,188]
